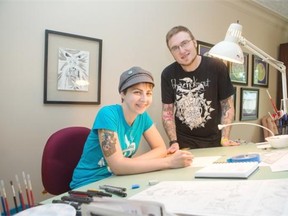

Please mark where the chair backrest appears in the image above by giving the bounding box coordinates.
[41,126,90,195]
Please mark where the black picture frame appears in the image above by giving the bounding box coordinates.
[229,53,249,85]
[240,88,259,121]
[44,30,102,104]
[252,55,269,87]
[197,40,213,56]
[233,86,237,120]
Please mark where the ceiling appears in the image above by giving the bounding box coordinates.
[252,0,288,22]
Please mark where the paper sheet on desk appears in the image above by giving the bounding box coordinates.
[130,180,288,216]
[191,156,221,167]
[261,149,288,172]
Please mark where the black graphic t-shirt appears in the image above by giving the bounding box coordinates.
[161,56,234,148]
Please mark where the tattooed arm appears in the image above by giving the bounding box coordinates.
[220,95,239,146]
[98,128,193,175]
[162,103,179,153]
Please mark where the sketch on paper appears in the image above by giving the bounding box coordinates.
[57,48,90,91]
[130,180,288,216]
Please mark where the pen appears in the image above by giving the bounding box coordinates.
[103,187,127,197]
[27,174,35,207]
[69,190,112,197]
[22,172,31,208]
[99,185,127,192]
[86,189,112,197]
[1,180,10,216]
[15,175,25,210]
[0,189,7,216]
[10,181,19,213]
[61,195,93,204]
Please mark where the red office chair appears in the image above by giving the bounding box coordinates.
[41,126,90,195]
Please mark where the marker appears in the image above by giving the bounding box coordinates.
[69,190,112,197]
[22,172,31,207]
[1,180,10,216]
[27,174,35,207]
[1,189,7,216]
[10,181,19,213]
[61,195,93,204]
[99,185,126,192]
[103,187,127,197]
[15,175,25,210]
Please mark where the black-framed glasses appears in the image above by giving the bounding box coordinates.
[170,40,192,53]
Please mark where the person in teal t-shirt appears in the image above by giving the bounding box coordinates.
[70,66,193,189]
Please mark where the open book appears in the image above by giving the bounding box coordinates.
[194,162,259,178]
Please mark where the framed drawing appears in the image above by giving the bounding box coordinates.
[229,53,249,85]
[197,41,213,56]
[252,55,269,87]
[240,88,259,121]
[44,29,102,104]
[233,86,237,120]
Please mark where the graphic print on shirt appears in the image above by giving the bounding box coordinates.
[172,77,215,130]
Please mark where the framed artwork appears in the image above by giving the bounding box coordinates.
[229,53,249,85]
[252,55,269,87]
[233,86,237,120]
[197,41,213,56]
[240,88,259,121]
[44,30,102,104]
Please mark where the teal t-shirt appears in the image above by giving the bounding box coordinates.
[70,104,153,189]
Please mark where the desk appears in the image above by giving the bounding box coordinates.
[40,143,288,205]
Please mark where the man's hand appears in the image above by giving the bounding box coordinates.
[221,138,240,146]
[167,143,179,154]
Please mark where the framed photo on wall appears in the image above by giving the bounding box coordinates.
[44,29,102,104]
[233,86,237,120]
[240,88,259,121]
[229,53,249,85]
[197,41,213,56]
[252,55,269,87]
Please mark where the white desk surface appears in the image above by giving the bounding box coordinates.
[40,143,288,204]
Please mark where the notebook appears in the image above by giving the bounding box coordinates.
[194,162,259,179]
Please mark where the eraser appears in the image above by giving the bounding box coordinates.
[131,184,140,189]
[148,180,159,186]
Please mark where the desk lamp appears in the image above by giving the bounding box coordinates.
[208,22,287,119]
[218,122,275,137]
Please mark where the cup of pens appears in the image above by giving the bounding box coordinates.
[1,172,35,216]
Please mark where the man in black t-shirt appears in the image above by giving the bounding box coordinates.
[161,26,239,150]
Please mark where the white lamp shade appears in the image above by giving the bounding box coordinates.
[209,41,244,64]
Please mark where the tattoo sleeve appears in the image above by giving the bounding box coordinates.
[99,129,117,157]
[162,103,177,141]
[220,96,235,138]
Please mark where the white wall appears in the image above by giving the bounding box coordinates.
[0,0,287,204]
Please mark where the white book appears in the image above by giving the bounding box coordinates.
[194,162,259,178]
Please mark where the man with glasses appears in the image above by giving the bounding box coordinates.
[161,26,238,151]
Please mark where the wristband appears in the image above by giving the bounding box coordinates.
[169,140,178,145]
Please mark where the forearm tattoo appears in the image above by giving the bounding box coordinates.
[162,104,177,141]
[99,129,117,157]
[220,96,234,137]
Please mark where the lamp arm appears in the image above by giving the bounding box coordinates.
[218,122,275,137]
[239,37,287,113]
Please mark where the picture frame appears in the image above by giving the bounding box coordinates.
[233,86,237,120]
[229,53,249,85]
[197,40,213,56]
[240,88,259,121]
[44,29,102,104]
[252,54,269,87]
